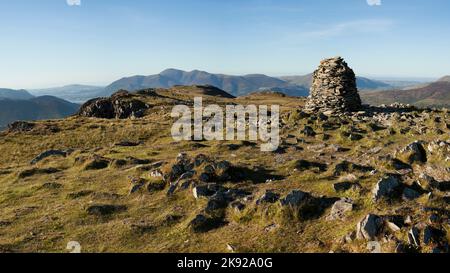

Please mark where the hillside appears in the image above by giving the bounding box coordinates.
[0,85,448,253]
[362,81,450,108]
[0,96,80,130]
[438,76,450,82]
[103,69,308,97]
[280,74,392,91]
[0,88,34,100]
[30,85,105,103]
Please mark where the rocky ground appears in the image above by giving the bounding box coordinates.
[0,86,449,253]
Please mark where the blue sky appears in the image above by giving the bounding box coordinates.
[1,0,450,88]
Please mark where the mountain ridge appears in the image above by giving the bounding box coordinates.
[0,88,34,100]
[361,81,450,107]
[0,96,80,130]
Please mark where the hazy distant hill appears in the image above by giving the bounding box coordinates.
[361,81,450,108]
[30,84,105,103]
[0,88,34,100]
[438,75,450,82]
[103,69,307,97]
[280,74,392,91]
[0,96,80,129]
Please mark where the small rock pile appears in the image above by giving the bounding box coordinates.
[305,57,362,113]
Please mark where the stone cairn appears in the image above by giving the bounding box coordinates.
[305,57,362,113]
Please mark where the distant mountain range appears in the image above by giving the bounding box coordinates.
[102,69,309,97]
[361,77,450,108]
[1,70,447,130]
[4,69,404,104]
[0,88,34,100]
[279,74,392,91]
[0,96,79,130]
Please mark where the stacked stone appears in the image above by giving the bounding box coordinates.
[305,57,362,113]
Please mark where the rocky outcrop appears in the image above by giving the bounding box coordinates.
[305,57,362,113]
[77,90,149,119]
[7,121,35,133]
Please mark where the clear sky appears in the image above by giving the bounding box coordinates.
[1,0,450,89]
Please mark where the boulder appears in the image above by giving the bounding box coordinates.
[398,141,428,164]
[279,190,310,207]
[326,198,354,221]
[356,214,383,240]
[402,187,421,201]
[372,175,402,201]
[256,190,280,205]
[30,149,72,164]
[77,91,149,119]
[7,121,35,133]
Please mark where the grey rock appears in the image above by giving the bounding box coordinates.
[193,185,216,199]
[356,214,383,240]
[327,198,354,221]
[408,227,420,247]
[372,175,402,201]
[30,149,72,164]
[399,141,427,164]
[333,182,361,192]
[279,190,310,207]
[256,190,280,205]
[402,187,421,201]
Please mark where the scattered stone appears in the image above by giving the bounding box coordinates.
[418,174,440,191]
[402,187,421,201]
[326,198,354,221]
[301,126,316,137]
[67,190,94,199]
[114,141,141,147]
[386,221,401,232]
[429,213,440,224]
[280,190,310,207]
[147,180,166,193]
[205,193,228,213]
[372,175,402,201]
[40,182,63,190]
[256,190,280,205]
[193,184,220,199]
[390,158,412,171]
[189,214,223,233]
[18,167,60,179]
[333,161,374,176]
[129,177,147,194]
[423,226,445,246]
[86,204,127,216]
[294,160,327,173]
[230,201,245,213]
[30,149,73,165]
[7,121,35,133]
[356,214,383,240]
[226,244,236,252]
[408,227,420,247]
[398,141,428,164]
[150,169,163,178]
[333,182,361,192]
